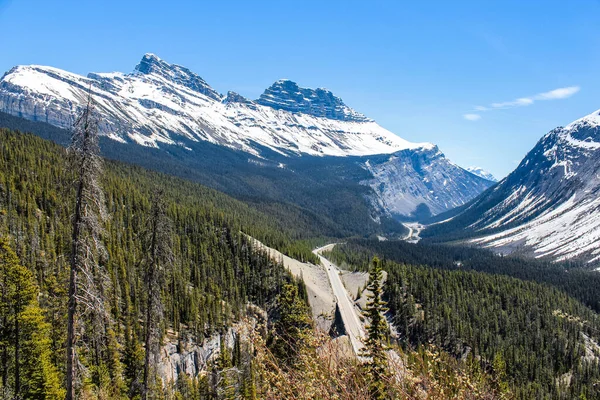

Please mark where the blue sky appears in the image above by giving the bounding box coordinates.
[1,0,599,178]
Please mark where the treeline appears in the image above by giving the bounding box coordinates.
[325,242,600,398]
[0,124,306,398]
[0,111,408,241]
[327,238,600,312]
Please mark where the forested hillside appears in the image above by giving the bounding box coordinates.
[327,238,600,312]
[325,242,600,398]
[0,111,407,239]
[3,123,598,398]
[0,127,310,397]
[0,127,510,399]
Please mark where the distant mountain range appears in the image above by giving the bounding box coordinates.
[424,108,600,264]
[0,53,493,226]
[3,53,600,265]
[0,53,428,157]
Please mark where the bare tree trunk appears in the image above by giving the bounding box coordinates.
[1,271,7,389]
[142,260,154,400]
[66,264,76,400]
[66,127,85,400]
[66,90,107,399]
[142,202,159,400]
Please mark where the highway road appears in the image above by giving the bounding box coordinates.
[313,244,365,356]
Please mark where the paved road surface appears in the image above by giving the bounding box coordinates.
[403,222,423,243]
[404,225,414,240]
[314,244,365,356]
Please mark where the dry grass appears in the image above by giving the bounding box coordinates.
[251,327,507,400]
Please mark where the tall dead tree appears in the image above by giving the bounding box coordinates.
[142,189,172,400]
[66,92,108,400]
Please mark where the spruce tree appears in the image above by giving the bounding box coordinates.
[269,283,312,364]
[362,256,389,400]
[142,189,172,400]
[0,237,63,399]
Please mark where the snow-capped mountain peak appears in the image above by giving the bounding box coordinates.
[255,78,370,122]
[565,107,600,132]
[426,107,600,264]
[133,53,223,101]
[223,91,253,105]
[0,53,434,157]
[466,166,497,182]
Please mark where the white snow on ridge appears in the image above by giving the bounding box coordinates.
[470,194,600,262]
[0,62,431,158]
[565,108,600,131]
[466,166,497,182]
[5,65,88,102]
[463,111,600,263]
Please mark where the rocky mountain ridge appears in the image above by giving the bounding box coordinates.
[0,53,493,219]
[424,108,600,264]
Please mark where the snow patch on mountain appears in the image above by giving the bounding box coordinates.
[466,166,497,182]
[471,193,600,263]
[565,107,600,132]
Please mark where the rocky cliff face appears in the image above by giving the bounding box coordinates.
[159,328,235,383]
[135,53,223,102]
[159,306,266,383]
[0,66,83,130]
[362,146,494,219]
[255,79,369,122]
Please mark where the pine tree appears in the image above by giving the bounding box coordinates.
[142,189,173,400]
[66,92,108,400]
[362,256,389,400]
[0,237,63,399]
[19,303,65,399]
[240,359,257,400]
[123,322,144,398]
[269,283,312,364]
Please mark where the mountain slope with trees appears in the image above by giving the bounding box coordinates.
[0,110,409,239]
[0,126,306,397]
[0,126,509,399]
[325,242,600,398]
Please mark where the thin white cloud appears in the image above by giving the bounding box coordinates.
[464,113,481,121]
[490,97,534,109]
[534,86,580,100]
[469,86,580,118]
